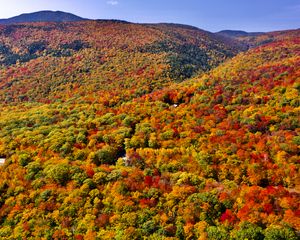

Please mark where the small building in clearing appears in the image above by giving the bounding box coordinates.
[0,158,5,166]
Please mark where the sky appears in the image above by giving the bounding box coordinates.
[0,0,299,32]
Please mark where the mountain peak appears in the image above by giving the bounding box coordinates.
[0,10,87,24]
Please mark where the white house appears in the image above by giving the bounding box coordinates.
[122,155,131,166]
[0,158,5,166]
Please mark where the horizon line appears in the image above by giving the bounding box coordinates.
[0,9,299,33]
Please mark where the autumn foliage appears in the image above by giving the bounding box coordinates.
[0,22,299,239]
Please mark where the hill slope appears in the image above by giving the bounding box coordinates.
[0,22,299,239]
[0,21,243,104]
[0,10,86,24]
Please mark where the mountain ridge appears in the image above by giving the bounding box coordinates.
[216,30,264,38]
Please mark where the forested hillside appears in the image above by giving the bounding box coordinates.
[0,20,299,239]
[0,21,242,105]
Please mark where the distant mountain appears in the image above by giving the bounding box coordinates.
[216,29,300,48]
[0,10,87,24]
[217,30,264,38]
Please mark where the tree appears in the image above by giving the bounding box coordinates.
[45,164,70,186]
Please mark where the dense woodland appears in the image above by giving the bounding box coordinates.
[0,21,299,239]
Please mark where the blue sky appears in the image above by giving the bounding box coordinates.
[0,0,299,32]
